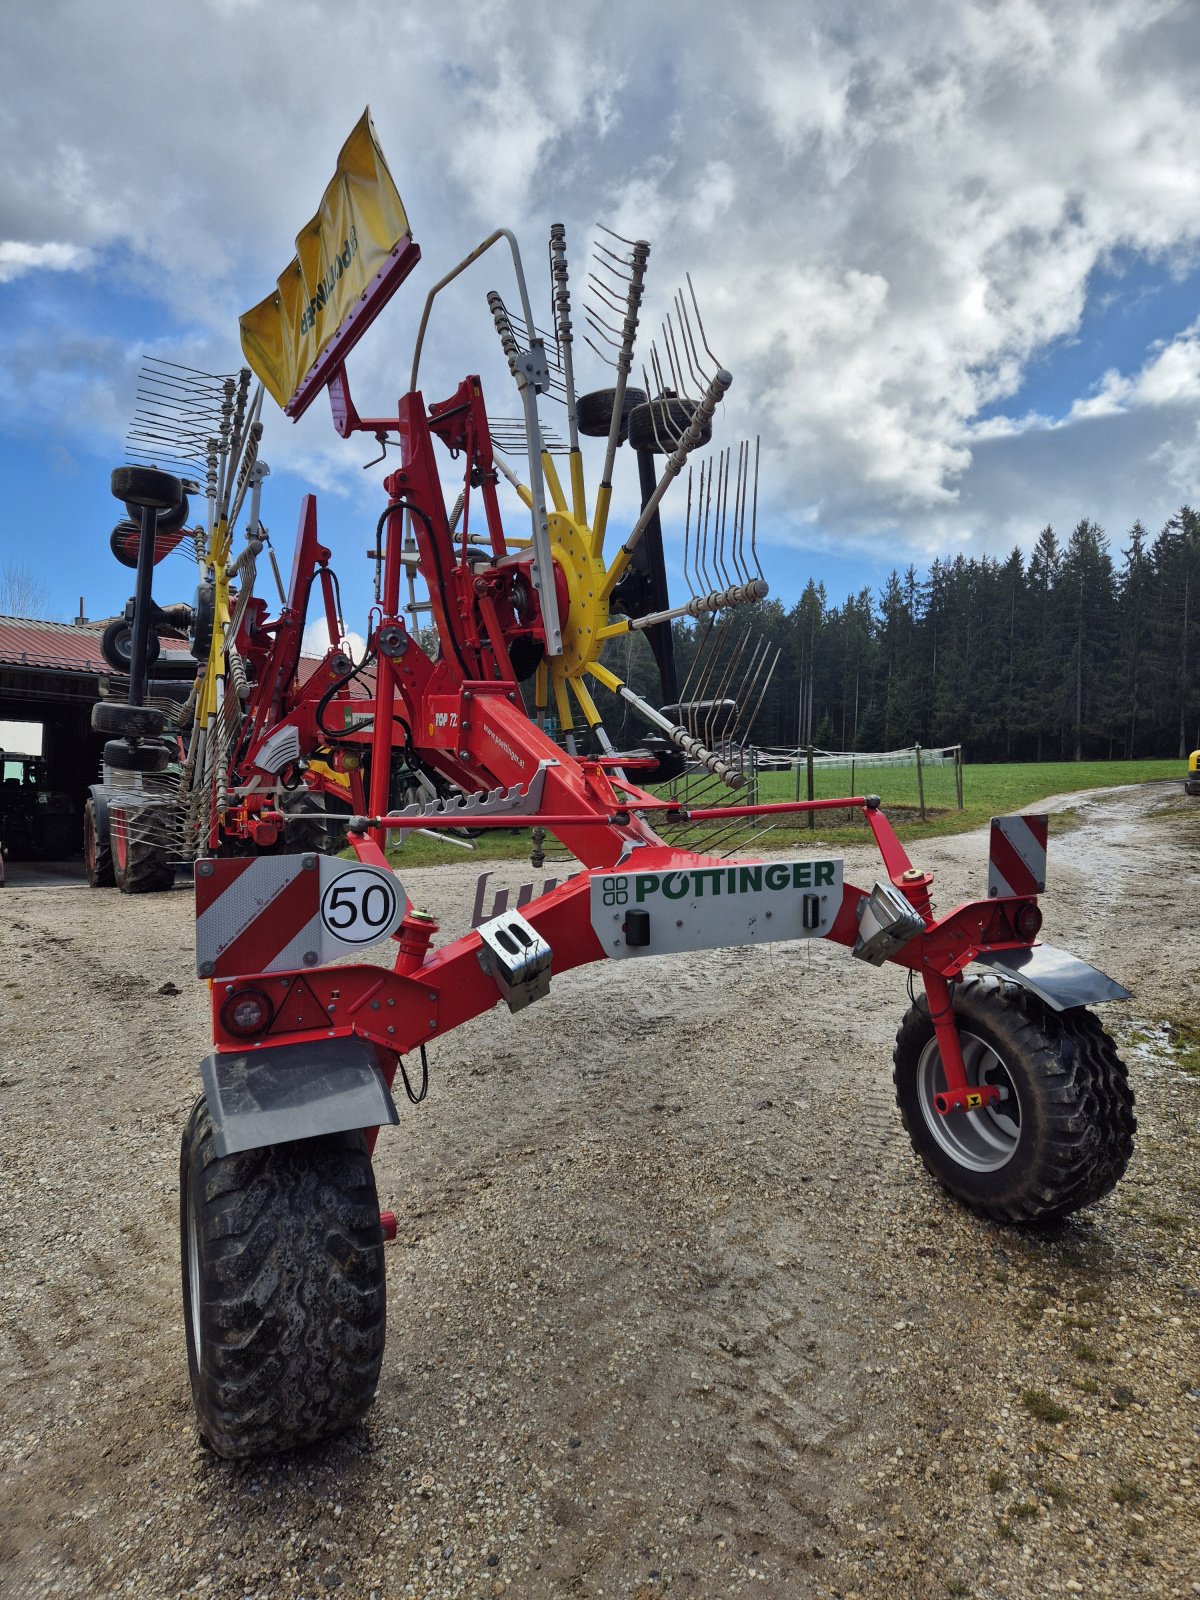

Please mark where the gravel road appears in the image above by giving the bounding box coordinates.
[1,781,1197,1599]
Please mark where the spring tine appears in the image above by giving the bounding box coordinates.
[683,468,695,598]
[663,313,693,403]
[549,224,580,456]
[748,435,762,580]
[712,448,728,590]
[674,290,710,394]
[729,441,748,584]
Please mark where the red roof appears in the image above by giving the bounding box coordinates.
[0,614,192,674]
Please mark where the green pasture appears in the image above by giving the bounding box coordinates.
[385,757,1182,867]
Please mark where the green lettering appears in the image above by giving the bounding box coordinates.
[815,861,835,886]
[738,866,762,893]
[792,861,813,889]
[662,872,689,900]
[694,869,722,897]
[765,864,790,891]
[635,874,660,903]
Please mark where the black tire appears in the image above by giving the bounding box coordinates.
[91,700,167,739]
[627,395,713,453]
[111,801,176,893]
[575,386,648,442]
[101,617,161,674]
[892,976,1135,1225]
[112,464,182,511]
[83,794,114,887]
[280,790,348,855]
[125,492,189,534]
[103,738,170,773]
[109,518,143,570]
[190,582,215,662]
[179,1096,387,1459]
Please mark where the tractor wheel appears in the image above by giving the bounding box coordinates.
[111,803,175,893]
[179,1097,387,1459]
[892,976,1135,1225]
[125,490,189,535]
[83,795,114,887]
[91,700,167,739]
[575,385,648,442]
[280,791,347,855]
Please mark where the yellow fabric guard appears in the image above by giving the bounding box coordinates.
[239,109,411,410]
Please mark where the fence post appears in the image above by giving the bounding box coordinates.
[915,743,925,820]
[807,744,815,830]
[955,745,964,810]
[849,755,856,824]
[794,756,801,803]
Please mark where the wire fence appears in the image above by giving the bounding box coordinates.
[754,744,964,820]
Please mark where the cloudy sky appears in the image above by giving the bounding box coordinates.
[2,0,1199,633]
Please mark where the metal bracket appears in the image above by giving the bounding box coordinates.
[476,908,552,1012]
[852,881,927,966]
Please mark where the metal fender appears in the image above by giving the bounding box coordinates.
[200,1035,400,1157]
[972,942,1131,1011]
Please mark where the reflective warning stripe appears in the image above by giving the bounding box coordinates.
[987,815,1048,899]
[195,856,322,978]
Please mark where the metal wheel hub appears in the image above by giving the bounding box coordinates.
[916,1029,1021,1172]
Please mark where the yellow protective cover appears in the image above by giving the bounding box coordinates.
[239,108,410,409]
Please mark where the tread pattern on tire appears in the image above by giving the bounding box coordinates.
[180,1099,386,1459]
[892,975,1136,1225]
[113,802,175,893]
[83,797,115,887]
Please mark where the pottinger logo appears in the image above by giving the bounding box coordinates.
[299,225,359,335]
[602,860,837,906]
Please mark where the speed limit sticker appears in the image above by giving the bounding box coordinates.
[316,858,407,957]
[320,867,402,944]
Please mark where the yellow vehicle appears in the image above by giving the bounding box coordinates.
[1186,750,1200,796]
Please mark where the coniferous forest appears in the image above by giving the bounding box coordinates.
[607,507,1200,763]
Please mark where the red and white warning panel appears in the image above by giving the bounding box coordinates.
[987,814,1048,899]
[195,856,408,979]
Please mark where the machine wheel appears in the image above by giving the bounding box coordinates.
[101,617,161,674]
[103,737,170,773]
[179,1097,387,1459]
[91,700,167,739]
[83,795,114,887]
[892,976,1135,1225]
[112,464,182,511]
[575,385,648,442]
[125,490,189,534]
[627,394,713,453]
[111,803,175,893]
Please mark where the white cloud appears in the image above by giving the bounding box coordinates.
[3,0,1200,595]
[0,240,92,282]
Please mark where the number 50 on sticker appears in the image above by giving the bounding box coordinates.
[319,866,403,946]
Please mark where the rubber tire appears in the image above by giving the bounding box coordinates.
[125,492,189,535]
[627,396,713,453]
[190,582,215,662]
[112,464,182,511]
[892,976,1136,1224]
[103,738,170,773]
[112,802,175,893]
[110,517,189,570]
[101,617,161,674]
[280,791,347,855]
[179,1097,387,1459]
[91,700,167,739]
[83,795,114,887]
[575,386,648,442]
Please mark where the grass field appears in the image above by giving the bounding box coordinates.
[386,757,1183,867]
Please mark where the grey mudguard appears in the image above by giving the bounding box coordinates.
[972,941,1131,1011]
[200,1035,400,1157]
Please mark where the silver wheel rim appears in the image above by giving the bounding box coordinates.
[186,1190,203,1364]
[915,1028,1021,1172]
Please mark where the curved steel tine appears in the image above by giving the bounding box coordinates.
[662,314,691,404]
[686,273,722,369]
[731,441,750,584]
[714,447,733,591]
[750,435,762,580]
[698,454,714,593]
[673,291,709,396]
[683,468,695,600]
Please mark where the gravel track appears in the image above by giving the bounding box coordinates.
[1,780,1197,1599]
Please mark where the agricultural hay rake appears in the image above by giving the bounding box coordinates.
[168,111,1135,1460]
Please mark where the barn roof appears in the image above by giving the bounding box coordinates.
[0,615,192,675]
